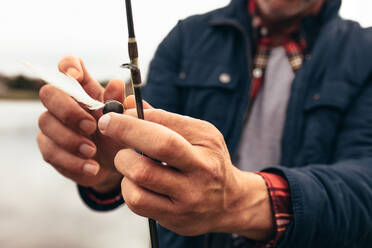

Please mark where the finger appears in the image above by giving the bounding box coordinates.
[58,55,104,101]
[122,177,174,219]
[38,111,96,158]
[124,95,153,110]
[124,108,216,145]
[114,149,186,198]
[104,79,125,104]
[39,84,97,135]
[37,132,100,176]
[98,113,199,171]
[58,56,84,82]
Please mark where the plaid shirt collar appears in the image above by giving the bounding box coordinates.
[248,0,307,101]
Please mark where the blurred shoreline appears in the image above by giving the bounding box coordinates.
[0,73,42,100]
[0,73,111,100]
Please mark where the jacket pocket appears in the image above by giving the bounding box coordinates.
[300,81,353,164]
[304,80,353,113]
[174,60,245,136]
[175,59,240,90]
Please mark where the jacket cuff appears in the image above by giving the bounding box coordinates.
[78,185,124,211]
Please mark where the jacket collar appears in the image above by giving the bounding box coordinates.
[209,0,252,31]
[209,0,342,50]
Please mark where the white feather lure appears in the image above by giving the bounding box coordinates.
[21,61,105,110]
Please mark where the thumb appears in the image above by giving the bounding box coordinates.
[58,56,104,101]
[58,56,84,83]
[124,95,153,110]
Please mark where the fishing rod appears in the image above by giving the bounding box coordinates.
[121,1,159,248]
[121,0,144,120]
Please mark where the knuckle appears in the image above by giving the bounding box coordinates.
[61,111,74,126]
[213,129,225,143]
[114,152,121,171]
[61,132,80,151]
[38,112,49,130]
[36,132,43,148]
[156,134,178,157]
[200,120,215,130]
[38,113,81,152]
[132,163,152,184]
[37,133,50,162]
[149,109,165,124]
[205,163,225,184]
[216,133,225,147]
[188,191,203,207]
[39,85,53,102]
[61,108,80,127]
[41,144,54,164]
[114,149,127,171]
[200,120,219,135]
[197,120,226,147]
[206,128,226,150]
[120,178,126,191]
[127,190,143,209]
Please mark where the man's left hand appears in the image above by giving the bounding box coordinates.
[98,102,273,240]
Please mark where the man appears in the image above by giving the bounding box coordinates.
[37,0,372,247]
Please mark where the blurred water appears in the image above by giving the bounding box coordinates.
[0,100,148,248]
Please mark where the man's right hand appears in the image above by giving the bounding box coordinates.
[37,56,125,193]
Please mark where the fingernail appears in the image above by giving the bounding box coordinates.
[66,68,79,79]
[83,163,99,176]
[79,144,96,158]
[98,114,111,133]
[79,120,96,135]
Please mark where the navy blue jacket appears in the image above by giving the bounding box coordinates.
[142,0,372,247]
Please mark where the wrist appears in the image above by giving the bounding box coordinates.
[216,168,274,241]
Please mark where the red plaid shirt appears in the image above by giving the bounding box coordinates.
[252,173,292,248]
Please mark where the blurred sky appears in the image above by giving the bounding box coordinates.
[0,0,371,81]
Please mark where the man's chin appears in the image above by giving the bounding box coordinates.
[260,7,306,26]
[262,8,299,20]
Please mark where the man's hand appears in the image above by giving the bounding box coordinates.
[98,107,274,240]
[37,56,125,193]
